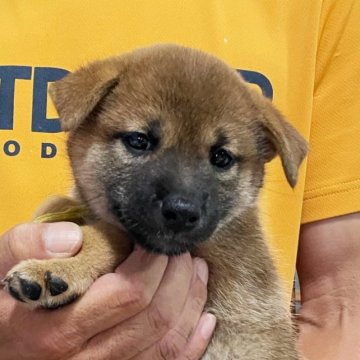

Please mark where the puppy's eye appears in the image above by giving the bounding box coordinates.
[121,132,156,152]
[210,147,234,170]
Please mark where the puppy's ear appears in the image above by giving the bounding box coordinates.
[49,58,122,131]
[256,98,308,188]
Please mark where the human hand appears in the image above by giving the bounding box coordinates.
[0,223,215,360]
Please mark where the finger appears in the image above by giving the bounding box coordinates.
[79,253,194,360]
[177,313,216,360]
[0,222,82,278]
[133,258,209,360]
[55,248,168,340]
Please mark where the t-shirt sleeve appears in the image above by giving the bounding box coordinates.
[301,0,360,223]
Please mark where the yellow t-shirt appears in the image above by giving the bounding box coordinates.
[1,0,359,296]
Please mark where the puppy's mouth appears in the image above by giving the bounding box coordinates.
[111,202,216,256]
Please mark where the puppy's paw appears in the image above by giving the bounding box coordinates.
[2,259,91,309]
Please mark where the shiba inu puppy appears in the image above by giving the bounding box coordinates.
[3,45,307,359]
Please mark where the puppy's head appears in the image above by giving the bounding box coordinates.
[50,45,307,255]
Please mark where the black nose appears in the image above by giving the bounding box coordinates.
[161,194,201,232]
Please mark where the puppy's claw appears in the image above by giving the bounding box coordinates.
[1,277,8,287]
[2,272,14,284]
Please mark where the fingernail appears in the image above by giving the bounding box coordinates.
[200,313,216,340]
[195,258,208,284]
[43,222,82,254]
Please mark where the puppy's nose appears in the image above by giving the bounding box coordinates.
[161,194,200,232]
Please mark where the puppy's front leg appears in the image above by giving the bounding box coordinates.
[3,222,131,309]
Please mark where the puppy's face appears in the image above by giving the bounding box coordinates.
[50,45,307,255]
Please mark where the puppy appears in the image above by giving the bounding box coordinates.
[3,45,307,359]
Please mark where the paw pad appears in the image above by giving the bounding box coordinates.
[45,271,68,296]
[19,277,42,301]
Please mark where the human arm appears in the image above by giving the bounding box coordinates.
[297,212,360,359]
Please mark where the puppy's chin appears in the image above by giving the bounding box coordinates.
[127,230,197,256]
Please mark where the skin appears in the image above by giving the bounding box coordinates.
[0,223,215,360]
[297,212,360,360]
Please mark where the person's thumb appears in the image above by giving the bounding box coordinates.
[0,222,82,277]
